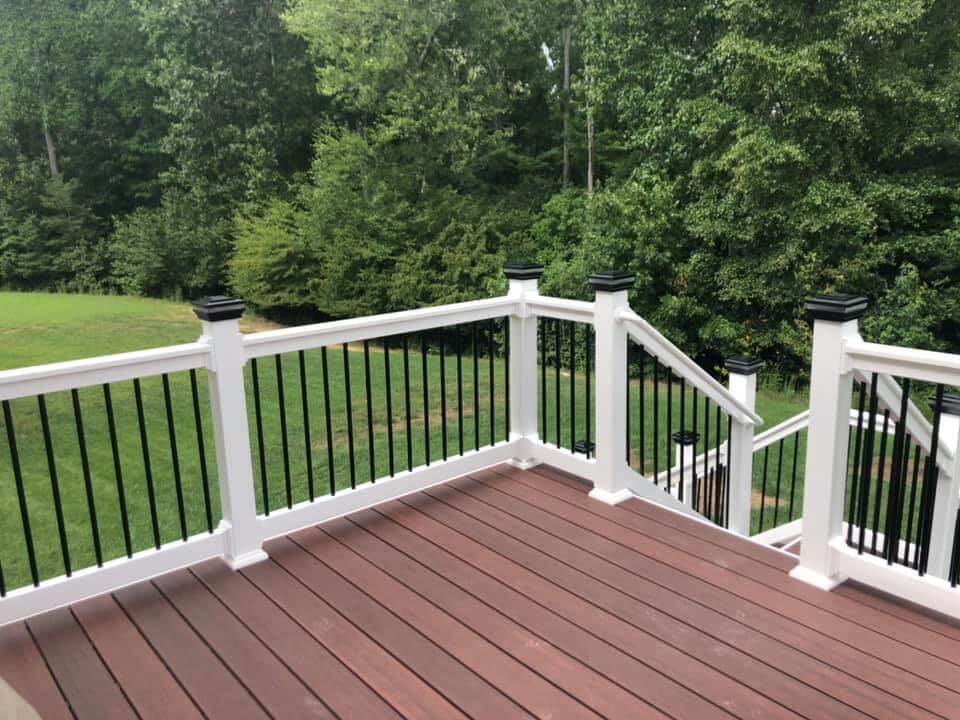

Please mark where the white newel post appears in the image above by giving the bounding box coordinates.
[791,295,868,590]
[505,262,543,468]
[193,297,268,569]
[926,392,960,579]
[588,271,634,505]
[725,356,762,535]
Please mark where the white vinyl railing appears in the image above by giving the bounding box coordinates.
[0,265,760,625]
[791,296,960,619]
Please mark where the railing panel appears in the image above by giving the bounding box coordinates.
[0,370,220,596]
[246,319,511,515]
[536,317,595,457]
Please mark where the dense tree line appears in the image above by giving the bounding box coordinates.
[1,1,958,373]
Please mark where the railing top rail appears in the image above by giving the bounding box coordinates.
[845,339,960,388]
[617,308,763,426]
[525,296,595,325]
[243,296,519,359]
[753,410,809,451]
[0,342,210,402]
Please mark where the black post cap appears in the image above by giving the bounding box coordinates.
[805,294,868,322]
[588,270,634,292]
[672,430,701,445]
[724,356,764,375]
[192,296,246,322]
[929,392,960,416]
[504,262,545,280]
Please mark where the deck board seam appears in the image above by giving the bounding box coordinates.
[453,474,944,720]
[21,621,78,720]
[283,532,537,720]
[508,467,960,674]
[317,519,634,718]
[345,511,673,718]
[403,491,747,720]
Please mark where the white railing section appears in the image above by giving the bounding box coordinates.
[0,265,770,626]
[792,296,960,620]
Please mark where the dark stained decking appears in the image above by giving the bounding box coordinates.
[2,464,960,720]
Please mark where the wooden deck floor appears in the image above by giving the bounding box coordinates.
[3,463,960,719]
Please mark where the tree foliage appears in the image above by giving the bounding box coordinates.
[1,0,959,373]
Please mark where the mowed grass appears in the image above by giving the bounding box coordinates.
[0,293,812,592]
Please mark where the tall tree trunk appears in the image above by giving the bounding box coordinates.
[43,119,60,178]
[586,110,594,193]
[562,25,571,185]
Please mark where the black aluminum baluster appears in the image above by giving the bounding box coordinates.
[456,328,465,455]
[133,378,161,548]
[585,327,592,458]
[919,384,945,575]
[37,395,71,574]
[440,332,448,460]
[384,338,395,477]
[691,387,698,504]
[758,446,770,534]
[871,410,891,554]
[678,378,686,503]
[884,379,911,563]
[2,400,38,585]
[489,319,496,447]
[402,336,413,471]
[666,367,673,494]
[788,430,800,522]
[275,356,293,508]
[298,352,315,501]
[504,318,510,441]
[638,351,646,474]
[949,508,960,587]
[554,319,561,447]
[189,370,214,530]
[72,389,102,565]
[250,358,270,513]
[571,321,577,452]
[725,414,732,528]
[473,322,480,451]
[321,347,336,495]
[847,381,867,545]
[422,335,430,465]
[103,385,132,556]
[364,341,376,482]
[652,362,660,484]
[857,375,880,554]
[702,397,710,507]
[904,445,922,567]
[626,344,631,465]
[772,438,785,528]
[161,374,188,539]
[915,456,933,569]
[540,317,547,443]
[343,343,356,489]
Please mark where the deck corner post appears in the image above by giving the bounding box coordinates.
[926,393,960,579]
[505,262,544,468]
[193,296,268,569]
[792,294,867,589]
[725,356,763,535]
[588,271,634,505]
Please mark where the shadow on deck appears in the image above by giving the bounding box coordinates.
[2,464,960,719]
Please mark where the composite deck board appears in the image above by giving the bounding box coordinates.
[0,619,72,720]
[26,607,135,720]
[71,594,204,720]
[457,471,933,720]
[2,463,959,720]
[512,466,960,689]
[530,464,960,667]
[482,467,960,718]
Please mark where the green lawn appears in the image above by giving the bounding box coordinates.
[0,292,812,593]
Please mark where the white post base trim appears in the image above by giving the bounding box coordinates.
[788,563,845,591]
[508,457,542,470]
[223,549,270,570]
[588,486,634,506]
